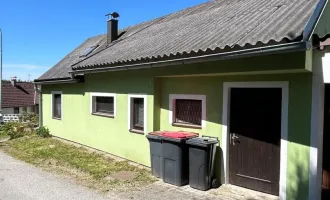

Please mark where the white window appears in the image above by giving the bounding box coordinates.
[128,94,147,134]
[169,94,206,128]
[51,91,62,120]
[90,93,116,117]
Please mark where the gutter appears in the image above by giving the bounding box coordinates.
[69,41,311,75]
[34,78,79,85]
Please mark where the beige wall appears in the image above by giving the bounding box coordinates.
[2,106,37,114]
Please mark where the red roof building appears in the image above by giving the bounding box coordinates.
[1,79,39,114]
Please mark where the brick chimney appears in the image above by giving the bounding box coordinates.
[10,76,17,87]
[106,12,120,44]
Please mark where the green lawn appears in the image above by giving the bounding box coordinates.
[0,136,155,192]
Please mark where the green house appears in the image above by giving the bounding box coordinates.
[35,0,330,199]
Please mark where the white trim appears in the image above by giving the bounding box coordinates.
[90,92,116,117]
[128,94,148,134]
[221,81,289,200]
[169,94,206,128]
[51,91,63,120]
[309,58,325,200]
[323,53,330,83]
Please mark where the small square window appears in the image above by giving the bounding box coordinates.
[128,95,147,134]
[90,93,116,117]
[169,94,206,129]
[133,98,144,131]
[52,93,62,119]
[174,99,202,126]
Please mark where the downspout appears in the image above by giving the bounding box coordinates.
[34,84,42,127]
[0,28,2,119]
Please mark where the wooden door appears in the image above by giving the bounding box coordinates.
[229,88,281,195]
[322,85,330,199]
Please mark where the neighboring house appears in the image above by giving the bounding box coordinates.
[2,78,39,114]
[34,1,330,200]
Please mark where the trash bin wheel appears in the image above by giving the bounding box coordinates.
[211,178,220,188]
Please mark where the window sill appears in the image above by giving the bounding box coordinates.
[129,129,145,135]
[92,112,114,118]
[52,117,62,120]
[172,123,202,129]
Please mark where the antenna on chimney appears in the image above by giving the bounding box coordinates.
[105,12,120,20]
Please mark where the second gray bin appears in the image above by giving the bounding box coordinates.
[186,137,219,191]
[161,136,189,186]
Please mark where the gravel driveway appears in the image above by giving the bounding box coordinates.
[0,151,108,200]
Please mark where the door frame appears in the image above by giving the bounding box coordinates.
[221,81,289,200]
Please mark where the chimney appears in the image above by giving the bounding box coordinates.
[106,12,120,44]
[10,76,17,87]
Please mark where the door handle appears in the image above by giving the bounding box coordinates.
[231,133,239,145]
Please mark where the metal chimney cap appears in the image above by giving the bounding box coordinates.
[105,12,120,20]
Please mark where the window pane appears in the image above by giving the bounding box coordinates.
[53,94,61,118]
[175,99,202,126]
[14,107,19,114]
[95,96,114,114]
[133,98,144,130]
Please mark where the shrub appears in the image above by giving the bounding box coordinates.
[1,122,30,139]
[20,113,39,127]
[36,126,51,138]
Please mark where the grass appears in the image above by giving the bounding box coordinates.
[0,136,155,192]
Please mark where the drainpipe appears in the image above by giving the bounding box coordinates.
[34,84,42,127]
[0,28,2,119]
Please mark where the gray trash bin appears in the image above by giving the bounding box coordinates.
[186,137,219,191]
[146,133,163,178]
[161,132,198,186]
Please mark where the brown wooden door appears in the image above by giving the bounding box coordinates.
[322,84,330,199]
[229,88,281,195]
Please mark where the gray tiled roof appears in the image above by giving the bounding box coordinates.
[37,0,320,80]
[38,34,106,80]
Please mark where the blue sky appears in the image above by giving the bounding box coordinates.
[0,0,207,81]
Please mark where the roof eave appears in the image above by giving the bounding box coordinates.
[33,77,78,85]
[69,41,311,75]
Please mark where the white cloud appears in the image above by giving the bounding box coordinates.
[2,63,49,81]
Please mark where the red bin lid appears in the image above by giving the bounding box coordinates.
[161,131,198,139]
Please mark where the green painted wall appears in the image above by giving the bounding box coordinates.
[158,74,312,200]
[42,52,313,200]
[42,74,155,166]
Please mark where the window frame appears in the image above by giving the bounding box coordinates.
[51,91,63,120]
[169,94,206,129]
[90,92,116,118]
[128,94,147,134]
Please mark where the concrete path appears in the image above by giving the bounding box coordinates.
[0,151,108,200]
[0,149,278,200]
[109,181,279,200]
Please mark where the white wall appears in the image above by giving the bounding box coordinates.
[1,108,14,114]
[1,106,36,114]
[323,52,330,83]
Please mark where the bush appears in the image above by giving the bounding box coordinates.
[1,122,30,139]
[36,126,51,138]
[20,113,39,127]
